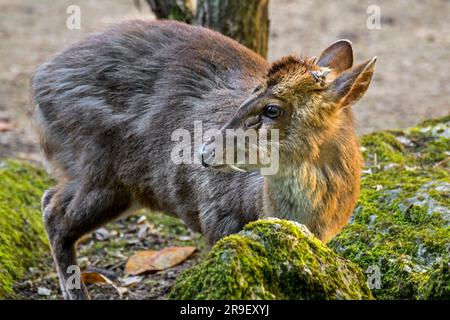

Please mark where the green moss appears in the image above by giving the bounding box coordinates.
[144,211,190,236]
[143,211,205,248]
[416,137,449,165]
[360,132,406,164]
[330,115,450,300]
[418,259,450,299]
[418,115,450,128]
[428,189,450,207]
[170,219,373,300]
[0,160,52,298]
[408,116,450,166]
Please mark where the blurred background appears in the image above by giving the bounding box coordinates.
[0,0,449,162]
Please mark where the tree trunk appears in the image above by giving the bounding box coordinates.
[146,0,195,23]
[146,0,269,58]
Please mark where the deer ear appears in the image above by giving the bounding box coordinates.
[330,57,377,108]
[317,40,353,74]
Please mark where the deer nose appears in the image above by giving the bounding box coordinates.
[200,143,215,167]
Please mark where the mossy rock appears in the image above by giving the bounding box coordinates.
[169,219,373,300]
[0,160,52,298]
[329,115,450,299]
[418,258,450,299]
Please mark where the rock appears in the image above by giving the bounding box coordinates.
[37,287,51,296]
[0,160,52,298]
[419,259,450,299]
[94,227,111,241]
[329,115,450,299]
[169,219,373,300]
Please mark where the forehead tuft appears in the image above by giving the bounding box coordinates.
[267,55,320,90]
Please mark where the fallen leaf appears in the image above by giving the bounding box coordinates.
[81,271,113,285]
[124,246,196,275]
[117,287,128,296]
[137,223,150,238]
[78,233,93,244]
[105,249,127,260]
[0,120,13,132]
[81,271,125,298]
[125,239,141,246]
[119,275,144,287]
[178,235,192,241]
[137,215,147,224]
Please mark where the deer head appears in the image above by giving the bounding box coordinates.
[201,40,376,175]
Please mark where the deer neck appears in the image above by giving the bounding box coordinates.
[262,132,359,226]
[263,161,325,224]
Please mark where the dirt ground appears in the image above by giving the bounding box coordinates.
[12,211,206,300]
[1,0,449,161]
[0,0,449,299]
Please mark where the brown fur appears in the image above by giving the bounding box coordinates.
[208,40,376,242]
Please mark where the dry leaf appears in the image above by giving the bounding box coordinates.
[81,271,113,285]
[0,120,13,132]
[137,223,150,238]
[137,215,147,224]
[178,235,192,241]
[78,233,93,244]
[81,271,125,298]
[124,246,196,275]
[116,287,128,296]
[119,275,144,287]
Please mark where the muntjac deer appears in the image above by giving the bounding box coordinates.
[32,20,376,299]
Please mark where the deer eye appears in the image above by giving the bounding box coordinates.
[264,104,282,119]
